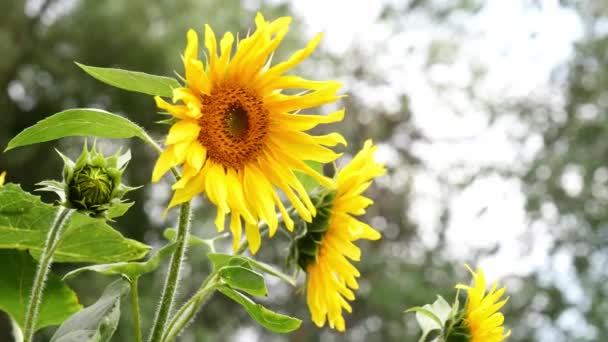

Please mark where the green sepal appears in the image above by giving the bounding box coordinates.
[155,116,180,126]
[286,189,336,271]
[38,142,137,219]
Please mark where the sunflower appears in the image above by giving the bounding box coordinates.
[152,13,346,253]
[0,171,5,186]
[455,265,511,342]
[298,140,385,331]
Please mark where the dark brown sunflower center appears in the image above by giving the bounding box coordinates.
[198,84,269,169]
[224,102,250,138]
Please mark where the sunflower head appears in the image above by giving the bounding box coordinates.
[0,171,5,186]
[297,140,385,331]
[454,265,511,342]
[288,189,336,271]
[38,142,136,218]
[152,13,347,253]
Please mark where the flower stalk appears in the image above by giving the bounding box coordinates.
[23,206,74,342]
[148,201,192,342]
[162,273,220,342]
[130,279,142,342]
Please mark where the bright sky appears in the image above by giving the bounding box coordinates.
[228,0,593,340]
[288,0,584,285]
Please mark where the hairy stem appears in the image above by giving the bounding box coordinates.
[131,279,142,342]
[148,201,192,342]
[23,207,74,342]
[161,274,220,342]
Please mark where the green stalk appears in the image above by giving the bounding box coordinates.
[148,201,192,342]
[161,274,220,342]
[23,207,74,342]
[131,279,142,342]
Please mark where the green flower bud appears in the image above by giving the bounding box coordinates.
[37,141,137,218]
[68,165,114,210]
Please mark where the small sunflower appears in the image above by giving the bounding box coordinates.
[0,171,6,186]
[455,265,511,342]
[153,13,345,254]
[298,140,385,331]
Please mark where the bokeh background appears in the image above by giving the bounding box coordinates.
[1,0,606,341]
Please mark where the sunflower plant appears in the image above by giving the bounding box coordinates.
[0,13,391,342]
[406,265,511,342]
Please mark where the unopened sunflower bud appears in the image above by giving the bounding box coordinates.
[38,142,137,218]
[68,164,115,210]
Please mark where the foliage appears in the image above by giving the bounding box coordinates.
[0,249,81,331]
[3,0,608,341]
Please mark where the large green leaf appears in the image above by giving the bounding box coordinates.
[63,242,177,281]
[76,62,180,97]
[0,184,150,263]
[218,286,301,333]
[219,266,267,297]
[4,108,154,152]
[0,250,82,331]
[51,279,130,342]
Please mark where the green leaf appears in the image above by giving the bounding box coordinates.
[207,253,233,269]
[63,242,177,281]
[219,266,267,297]
[0,250,82,331]
[218,286,301,333]
[104,202,134,220]
[406,296,452,336]
[76,62,180,97]
[51,279,130,342]
[0,184,150,263]
[208,253,296,286]
[294,161,323,193]
[4,108,154,152]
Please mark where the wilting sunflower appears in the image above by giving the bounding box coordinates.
[0,171,5,186]
[455,265,511,342]
[152,13,346,253]
[296,140,385,331]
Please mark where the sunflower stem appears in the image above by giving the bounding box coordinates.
[130,279,142,342]
[161,273,220,342]
[23,207,74,342]
[148,201,192,342]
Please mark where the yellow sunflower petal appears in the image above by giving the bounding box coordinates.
[152,146,177,182]
[229,212,243,252]
[154,14,345,254]
[300,141,385,332]
[456,265,511,342]
[165,120,200,145]
[245,222,262,254]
